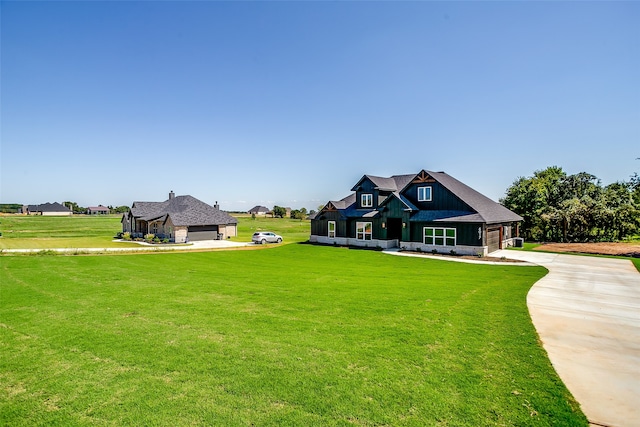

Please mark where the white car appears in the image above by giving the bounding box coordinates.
[252,232,283,244]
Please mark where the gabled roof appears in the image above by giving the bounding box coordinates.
[317,170,521,225]
[28,202,71,213]
[248,205,270,214]
[325,193,356,210]
[351,174,416,192]
[379,192,419,212]
[426,171,522,224]
[130,195,237,227]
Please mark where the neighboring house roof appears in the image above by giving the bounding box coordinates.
[87,205,109,211]
[28,202,71,213]
[248,205,270,214]
[130,195,237,227]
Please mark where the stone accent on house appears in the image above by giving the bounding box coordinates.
[174,226,188,243]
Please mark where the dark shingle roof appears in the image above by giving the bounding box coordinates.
[318,170,521,225]
[248,205,270,214]
[329,193,356,210]
[130,195,237,227]
[427,171,522,224]
[352,174,416,192]
[29,202,71,213]
[409,210,485,223]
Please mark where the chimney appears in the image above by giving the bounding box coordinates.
[214,201,219,210]
[169,191,175,200]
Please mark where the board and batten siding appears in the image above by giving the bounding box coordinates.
[408,222,482,247]
[404,182,471,212]
[311,211,346,238]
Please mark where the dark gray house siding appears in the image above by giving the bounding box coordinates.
[310,170,522,255]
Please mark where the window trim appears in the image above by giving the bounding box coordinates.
[361,193,373,208]
[356,221,373,241]
[418,186,432,202]
[328,221,336,238]
[423,227,456,246]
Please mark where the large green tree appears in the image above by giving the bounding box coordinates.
[501,166,639,242]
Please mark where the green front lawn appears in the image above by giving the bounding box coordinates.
[232,214,311,244]
[0,214,310,249]
[0,215,139,249]
[0,244,587,426]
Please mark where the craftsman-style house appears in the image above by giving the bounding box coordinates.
[122,191,237,243]
[310,170,522,255]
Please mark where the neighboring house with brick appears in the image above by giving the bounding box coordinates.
[122,191,238,243]
[23,202,72,216]
[87,205,110,215]
[248,205,270,215]
[310,169,522,255]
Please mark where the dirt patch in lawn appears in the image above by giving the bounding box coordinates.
[533,242,640,258]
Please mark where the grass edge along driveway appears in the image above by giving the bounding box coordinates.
[0,244,588,426]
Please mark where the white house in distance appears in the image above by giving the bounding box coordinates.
[23,202,72,216]
[248,205,270,215]
[87,205,110,215]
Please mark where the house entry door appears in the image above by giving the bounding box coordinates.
[387,218,403,241]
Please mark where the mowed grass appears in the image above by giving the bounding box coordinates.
[232,214,311,244]
[0,245,587,426]
[0,215,139,250]
[0,214,310,249]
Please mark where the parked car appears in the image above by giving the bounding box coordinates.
[252,232,283,244]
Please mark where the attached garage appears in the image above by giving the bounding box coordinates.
[487,228,501,253]
[188,225,219,241]
[124,192,238,243]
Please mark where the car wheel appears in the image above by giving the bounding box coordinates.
[276,238,282,243]
[261,239,267,244]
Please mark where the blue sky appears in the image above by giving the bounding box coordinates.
[2,1,638,211]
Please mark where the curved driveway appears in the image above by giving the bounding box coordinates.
[493,250,640,427]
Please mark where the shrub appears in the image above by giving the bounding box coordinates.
[122,232,131,241]
[431,249,438,254]
[144,233,155,241]
[450,250,457,256]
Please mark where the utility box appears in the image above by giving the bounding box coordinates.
[514,237,524,248]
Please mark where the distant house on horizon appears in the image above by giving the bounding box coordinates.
[23,202,72,216]
[310,169,522,255]
[122,191,238,243]
[248,205,270,215]
[87,205,110,215]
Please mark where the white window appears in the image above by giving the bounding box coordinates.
[328,221,336,238]
[361,193,373,208]
[424,227,456,246]
[356,222,373,241]
[418,186,432,202]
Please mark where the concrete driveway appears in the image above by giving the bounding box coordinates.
[492,250,640,427]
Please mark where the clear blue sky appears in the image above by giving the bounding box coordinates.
[2,1,639,211]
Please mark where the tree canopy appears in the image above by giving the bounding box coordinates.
[501,166,640,242]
